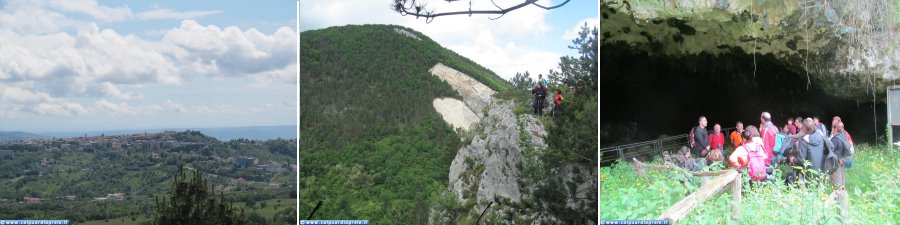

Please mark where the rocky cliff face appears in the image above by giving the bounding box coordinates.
[448,101,545,208]
[431,63,596,224]
[439,100,596,224]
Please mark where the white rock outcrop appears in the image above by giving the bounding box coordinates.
[429,63,495,113]
[432,98,480,131]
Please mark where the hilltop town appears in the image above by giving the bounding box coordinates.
[0,130,297,221]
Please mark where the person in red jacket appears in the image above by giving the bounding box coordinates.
[832,116,853,144]
[708,124,726,162]
[759,112,778,164]
[552,89,563,117]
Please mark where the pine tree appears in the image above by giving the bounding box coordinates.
[152,167,246,225]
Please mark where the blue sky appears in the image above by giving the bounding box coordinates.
[0,0,297,132]
[300,0,597,81]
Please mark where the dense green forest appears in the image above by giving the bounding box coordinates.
[0,131,297,224]
[300,24,511,224]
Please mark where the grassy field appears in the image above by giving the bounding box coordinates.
[76,198,296,225]
[231,198,297,220]
[600,144,900,224]
[79,215,149,225]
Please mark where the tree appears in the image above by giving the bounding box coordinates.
[511,71,534,90]
[393,0,571,23]
[246,212,266,225]
[152,167,246,225]
[559,22,598,95]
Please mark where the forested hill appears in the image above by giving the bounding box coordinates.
[301,24,509,150]
[300,24,509,223]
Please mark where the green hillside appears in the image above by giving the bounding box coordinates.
[0,131,297,224]
[300,24,510,223]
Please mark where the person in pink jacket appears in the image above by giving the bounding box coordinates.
[730,126,766,169]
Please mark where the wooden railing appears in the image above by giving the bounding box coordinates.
[632,158,740,224]
[632,158,851,224]
[600,127,736,165]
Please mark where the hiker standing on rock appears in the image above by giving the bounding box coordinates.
[532,81,547,116]
[552,89,563,117]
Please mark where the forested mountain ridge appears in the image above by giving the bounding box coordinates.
[301,24,510,151]
[300,24,511,224]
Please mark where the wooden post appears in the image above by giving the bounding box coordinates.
[730,172,741,220]
[633,157,646,176]
[631,158,729,177]
[658,170,739,223]
[838,189,849,221]
[617,146,624,161]
[827,189,849,221]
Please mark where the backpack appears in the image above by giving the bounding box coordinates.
[773,133,785,155]
[688,127,696,148]
[745,144,767,181]
[823,150,840,174]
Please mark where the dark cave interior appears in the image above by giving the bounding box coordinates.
[600,41,887,146]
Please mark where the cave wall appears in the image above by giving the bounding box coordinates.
[600,0,899,101]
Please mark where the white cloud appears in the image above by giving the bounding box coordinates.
[32,102,87,117]
[562,17,598,40]
[144,100,261,115]
[0,26,184,96]
[0,86,87,117]
[250,63,298,85]
[94,82,143,100]
[94,99,138,116]
[0,1,298,117]
[163,20,298,78]
[0,0,224,35]
[136,9,223,20]
[0,86,53,104]
[49,0,133,22]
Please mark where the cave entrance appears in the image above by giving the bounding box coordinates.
[600,41,885,148]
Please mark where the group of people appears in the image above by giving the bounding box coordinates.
[685,112,855,189]
[531,74,563,117]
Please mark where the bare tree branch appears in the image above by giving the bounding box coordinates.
[393,0,571,23]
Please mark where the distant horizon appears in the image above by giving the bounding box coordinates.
[1,125,297,141]
[2,124,296,134]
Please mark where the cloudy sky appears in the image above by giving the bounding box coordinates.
[300,0,597,81]
[0,0,297,132]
